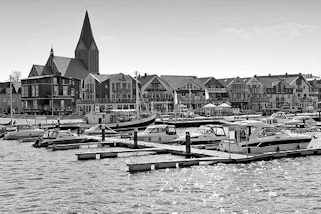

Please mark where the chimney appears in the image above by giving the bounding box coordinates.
[285,72,288,77]
[144,73,147,77]
[268,73,271,76]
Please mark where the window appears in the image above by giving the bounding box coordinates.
[122,83,126,89]
[63,86,68,96]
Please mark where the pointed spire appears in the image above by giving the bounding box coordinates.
[50,46,54,57]
[78,10,96,49]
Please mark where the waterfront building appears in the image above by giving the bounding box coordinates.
[139,74,174,113]
[0,82,21,114]
[77,73,139,114]
[21,75,80,114]
[160,75,206,110]
[219,77,250,110]
[246,76,269,112]
[198,77,229,104]
[21,11,98,114]
[256,73,316,112]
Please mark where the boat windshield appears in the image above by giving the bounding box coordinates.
[213,127,226,136]
[145,127,166,134]
[43,130,58,139]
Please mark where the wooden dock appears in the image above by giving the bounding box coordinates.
[73,137,321,173]
[127,148,321,173]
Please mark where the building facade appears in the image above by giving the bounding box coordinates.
[0,82,21,114]
[199,77,229,104]
[21,75,80,114]
[161,75,206,110]
[77,73,139,114]
[139,74,174,113]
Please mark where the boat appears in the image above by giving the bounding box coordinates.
[33,129,99,148]
[3,124,44,140]
[0,125,7,138]
[217,121,312,154]
[84,124,119,136]
[137,124,178,144]
[262,111,291,125]
[85,110,157,130]
[282,115,321,133]
[174,125,227,146]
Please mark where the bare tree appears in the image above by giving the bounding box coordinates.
[10,70,21,84]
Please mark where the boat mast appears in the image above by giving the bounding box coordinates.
[135,71,140,119]
[10,75,13,126]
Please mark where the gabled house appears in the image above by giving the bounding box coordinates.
[139,74,174,113]
[221,77,250,110]
[198,77,229,104]
[0,82,21,114]
[77,73,140,114]
[160,75,206,110]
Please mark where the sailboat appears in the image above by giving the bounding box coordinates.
[85,71,156,130]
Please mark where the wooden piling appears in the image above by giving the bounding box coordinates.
[101,125,106,142]
[133,129,138,149]
[185,132,191,155]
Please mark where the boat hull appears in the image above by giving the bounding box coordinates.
[107,114,157,131]
[218,138,311,154]
[4,130,44,140]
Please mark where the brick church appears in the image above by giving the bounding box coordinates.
[21,11,99,114]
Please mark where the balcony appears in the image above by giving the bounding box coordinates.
[207,88,227,93]
[77,98,137,104]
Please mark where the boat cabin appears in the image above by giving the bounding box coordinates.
[43,130,75,139]
[218,120,311,154]
[138,124,178,143]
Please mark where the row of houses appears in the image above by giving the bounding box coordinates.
[3,11,320,115]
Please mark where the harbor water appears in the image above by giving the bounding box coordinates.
[2,129,321,213]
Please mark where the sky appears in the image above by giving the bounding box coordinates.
[1,0,321,81]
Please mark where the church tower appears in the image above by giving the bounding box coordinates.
[75,11,99,74]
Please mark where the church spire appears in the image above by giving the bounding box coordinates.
[78,10,96,49]
[75,11,99,74]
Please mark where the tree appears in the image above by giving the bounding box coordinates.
[10,70,21,84]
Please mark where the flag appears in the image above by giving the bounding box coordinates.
[205,89,209,100]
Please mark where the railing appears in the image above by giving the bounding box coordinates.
[77,98,137,104]
[207,88,227,93]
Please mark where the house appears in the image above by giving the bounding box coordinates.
[77,73,139,114]
[139,74,174,113]
[160,75,206,110]
[198,77,229,104]
[0,82,21,114]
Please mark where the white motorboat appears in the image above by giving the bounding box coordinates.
[175,125,227,145]
[84,124,119,136]
[263,111,291,125]
[3,124,44,140]
[137,124,178,144]
[218,121,312,154]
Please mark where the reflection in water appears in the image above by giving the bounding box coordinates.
[1,130,321,213]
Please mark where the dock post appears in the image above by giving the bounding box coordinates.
[133,129,138,149]
[185,132,191,156]
[101,125,106,141]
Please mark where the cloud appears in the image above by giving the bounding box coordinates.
[222,22,319,40]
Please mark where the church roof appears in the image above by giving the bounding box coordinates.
[52,56,90,80]
[76,11,97,50]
